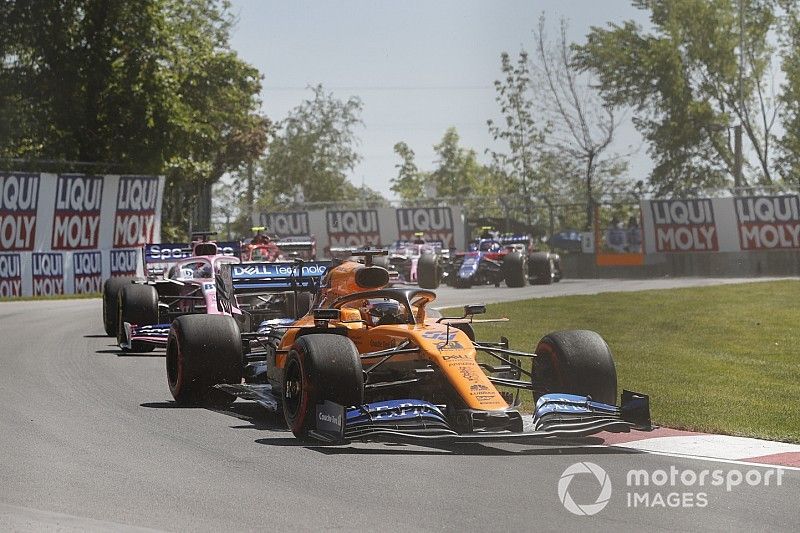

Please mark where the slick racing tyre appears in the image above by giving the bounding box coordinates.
[102,276,133,336]
[533,330,617,405]
[118,284,159,352]
[416,252,440,290]
[282,334,364,440]
[167,315,242,407]
[529,252,554,285]
[502,251,527,288]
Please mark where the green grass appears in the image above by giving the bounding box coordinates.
[451,280,800,443]
[0,292,100,302]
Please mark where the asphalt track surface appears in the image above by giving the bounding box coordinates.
[1,277,797,531]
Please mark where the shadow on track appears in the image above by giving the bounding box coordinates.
[93,348,164,357]
[142,398,645,457]
[253,437,645,457]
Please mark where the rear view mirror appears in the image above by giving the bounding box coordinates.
[463,304,486,316]
[313,308,340,321]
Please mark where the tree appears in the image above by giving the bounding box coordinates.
[573,0,783,195]
[777,1,800,182]
[487,51,548,225]
[390,142,427,201]
[0,0,267,238]
[257,85,367,208]
[531,16,628,229]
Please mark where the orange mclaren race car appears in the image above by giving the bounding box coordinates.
[165,250,650,444]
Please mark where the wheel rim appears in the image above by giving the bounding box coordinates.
[284,356,303,419]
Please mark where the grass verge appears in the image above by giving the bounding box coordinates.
[453,280,800,443]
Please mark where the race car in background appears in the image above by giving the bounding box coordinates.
[164,249,651,444]
[384,232,449,289]
[241,227,317,262]
[119,258,328,354]
[100,232,241,349]
[436,233,562,289]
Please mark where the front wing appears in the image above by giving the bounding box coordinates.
[119,322,171,350]
[309,390,651,444]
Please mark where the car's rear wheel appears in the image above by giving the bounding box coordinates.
[532,330,617,405]
[417,252,440,289]
[102,277,133,336]
[529,252,554,285]
[502,251,527,288]
[282,334,364,440]
[167,315,242,406]
[118,284,159,352]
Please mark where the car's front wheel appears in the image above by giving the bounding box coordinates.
[282,334,364,439]
[532,330,617,405]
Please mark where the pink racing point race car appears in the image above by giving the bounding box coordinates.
[101,232,241,352]
[383,233,449,290]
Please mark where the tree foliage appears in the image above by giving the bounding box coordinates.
[0,0,267,238]
[256,85,371,209]
[531,16,628,229]
[573,0,783,195]
[487,51,547,224]
[390,141,427,200]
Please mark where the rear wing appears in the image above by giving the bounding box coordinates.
[143,241,242,276]
[275,237,316,254]
[499,235,532,245]
[216,260,330,315]
[220,261,331,293]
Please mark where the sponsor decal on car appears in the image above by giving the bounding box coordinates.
[0,172,39,251]
[232,263,328,278]
[51,174,103,250]
[0,253,22,297]
[113,176,159,248]
[736,195,800,249]
[32,252,64,296]
[73,251,102,294]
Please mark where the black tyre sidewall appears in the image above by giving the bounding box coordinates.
[416,253,440,289]
[102,277,133,336]
[117,284,159,351]
[534,329,617,405]
[502,252,527,288]
[529,252,553,285]
[282,334,363,438]
[166,315,242,405]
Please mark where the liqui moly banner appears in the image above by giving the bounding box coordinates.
[327,210,381,248]
[735,195,800,250]
[396,207,456,248]
[645,199,719,252]
[113,176,160,248]
[32,252,64,296]
[258,211,310,237]
[73,251,103,294]
[0,253,22,297]
[0,171,164,297]
[0,172,40,251]
[52,174,103,249]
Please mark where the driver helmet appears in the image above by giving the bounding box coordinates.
[365,300,403,326]
[194,264,213,278]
